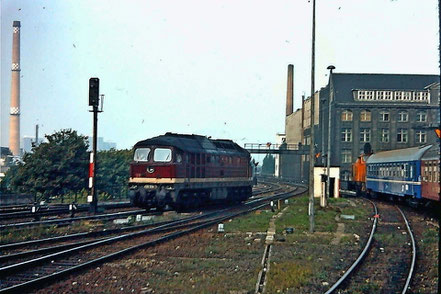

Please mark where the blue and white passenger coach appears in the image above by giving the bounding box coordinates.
[365,145,433,199]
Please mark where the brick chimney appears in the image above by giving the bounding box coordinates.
[286,64,294,116]
[9,21,21,156]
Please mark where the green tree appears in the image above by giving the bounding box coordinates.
[261,154,275,175]
[96,149,132,199]
[4,129,89,201]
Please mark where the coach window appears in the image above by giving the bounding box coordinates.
[405,164,410,178]
[153,148,172,162]
[134,148,151,162]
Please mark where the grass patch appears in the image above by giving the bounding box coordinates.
[422,227,438,244]
[266,261,311,292]
[0,221,99,244]
[224,210,276,232]
[375,231,407,244]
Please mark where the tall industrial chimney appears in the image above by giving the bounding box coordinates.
[9,21,21,156]
[286,64,294,116]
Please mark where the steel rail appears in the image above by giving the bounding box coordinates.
[0,202,132,220]
[0,209,223,254]
[324,199,378,294]
[0,185,304,293]
[0,185,283,250]
[397,206,416,294]
[0,209,147,230]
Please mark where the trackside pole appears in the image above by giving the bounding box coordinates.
[88,78,101,213]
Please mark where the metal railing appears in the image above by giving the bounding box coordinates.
[244,143,302,151]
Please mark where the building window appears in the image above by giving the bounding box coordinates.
[398,111,408,122]
[380,111,390,122]
[381,129,389,143]
[358,91,366,100]
[377,91,384,100]
[341,110,353,121]
[414,92,423,101]
[366,91,374,100]
[305,136,311,145]
[416,130,426,143]
[416,111,427,122]
[403,92,412,100]
[397,129,408,143]
[341,171,351,181]
[394,92,402,100]
[360,110,371,122]
[341,150,352,163]
[360,128,371,142]
[384,91,393,100]
[341,128,352,142]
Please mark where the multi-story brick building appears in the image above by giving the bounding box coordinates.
[317,73,440,186]
[283,72,440,186]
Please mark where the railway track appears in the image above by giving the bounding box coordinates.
[0,183,304,293]
[0,209,151,231]
[0,201,132,221]
[0,183,275,231]
[325,199,416,294]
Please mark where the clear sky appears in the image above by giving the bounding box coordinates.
[1,0,439,150]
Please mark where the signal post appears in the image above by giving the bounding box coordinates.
[88,78,102,213]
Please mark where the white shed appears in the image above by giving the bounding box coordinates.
[314,167,340,198]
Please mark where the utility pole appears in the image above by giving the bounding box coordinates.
[88,78,101,214]
[308,0,316,233]
[437,1,440,292]
[323,65,335,208]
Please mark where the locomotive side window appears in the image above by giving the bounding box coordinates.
[134,148,151,162]
[176,154,182,163]
[153,148,172,162]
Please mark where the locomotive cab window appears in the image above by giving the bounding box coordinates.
[153,148,172,162]
[134,148,151,162]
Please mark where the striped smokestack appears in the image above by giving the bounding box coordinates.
[286,64,294,116]
[9,21,21,156]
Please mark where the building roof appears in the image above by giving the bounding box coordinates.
[366,145,433,164]
[331,73,440,102]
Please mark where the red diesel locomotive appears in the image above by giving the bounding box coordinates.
[128,133,253,210]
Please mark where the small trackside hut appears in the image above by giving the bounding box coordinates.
[128,133,253,210]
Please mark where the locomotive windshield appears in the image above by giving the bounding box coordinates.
[134,148,151,162]
[153,148,172,162]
